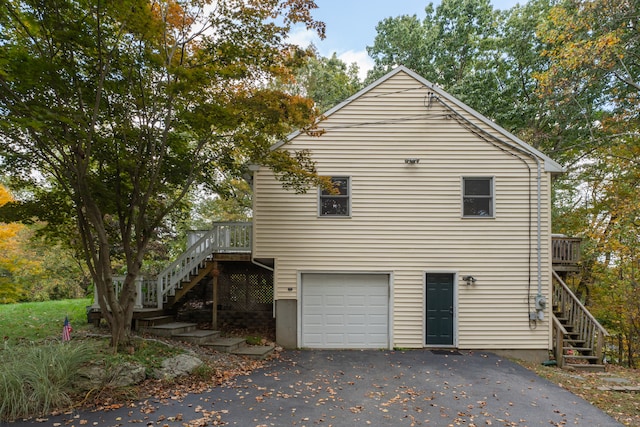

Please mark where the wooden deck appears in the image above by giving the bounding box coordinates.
[552,236,581,272]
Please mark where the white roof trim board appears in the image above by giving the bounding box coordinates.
[273,65,564,174]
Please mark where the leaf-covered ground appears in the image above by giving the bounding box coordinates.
[70,337,640,427]
[517,361,640,426]
[69,333,268,412]
[16,343,640,427]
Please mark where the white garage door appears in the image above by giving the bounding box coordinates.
[301,273,389,349]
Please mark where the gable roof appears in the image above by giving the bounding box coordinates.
[274,65,564,173]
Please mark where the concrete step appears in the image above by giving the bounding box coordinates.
[137,315,175,328]
[150,322,197,337]
[597,385,640,392]
[202,337,247,353]
[231,344,276,360]
[173,329,221,345]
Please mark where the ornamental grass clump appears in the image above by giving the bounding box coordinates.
[0,340,95,421]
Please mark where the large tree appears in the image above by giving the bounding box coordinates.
[367,0,502,118]
[294,51,362,113]
[536,0,640,365]
[0,0,325,349]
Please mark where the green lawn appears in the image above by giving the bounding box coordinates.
[0,298,91,344]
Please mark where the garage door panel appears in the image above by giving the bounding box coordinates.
[368,314,388,325]
[347,314,366,324]
[301,273,389,349]
[326,314,345,325]
[326,295,345,306]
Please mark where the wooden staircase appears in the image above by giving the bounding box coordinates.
[552,270,609,371]
[89,222,276,359]
[156,222,252,310]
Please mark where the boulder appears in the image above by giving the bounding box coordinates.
[75,361,146,390]
[154,354,203,380]
[109,362,147,387]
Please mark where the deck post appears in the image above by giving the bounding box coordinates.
[134,277,143,309]
[157,277,164,310]
[212,260,219,330]
[554,319,565,368]
[92,285,100,309]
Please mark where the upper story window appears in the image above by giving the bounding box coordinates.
[463,177,494,217]
[319,177,350,217]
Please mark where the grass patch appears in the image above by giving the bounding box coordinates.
[0,298,91,344]
[245,335,263,345]
[0,300,193,420]
[0,340,96,421]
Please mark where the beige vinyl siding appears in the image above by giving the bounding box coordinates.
[254,70,552,350]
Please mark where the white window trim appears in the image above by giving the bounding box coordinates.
[461,176,495,218]
[318,176,351,218]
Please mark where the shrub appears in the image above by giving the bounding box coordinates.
[0,341,95,421]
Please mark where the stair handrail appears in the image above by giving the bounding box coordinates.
[552,270,609,364]
[552,313,570,368]
[156,222,252,308]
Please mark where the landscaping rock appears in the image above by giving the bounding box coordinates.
[75,361,147,390]
[154,354,203,380]
[109,362,147,387]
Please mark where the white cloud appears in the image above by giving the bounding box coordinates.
[337,50,374,81]
[286,26,374,82]
[286,27,322,51]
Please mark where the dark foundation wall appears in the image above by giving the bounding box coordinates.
[177,302,275,331]
[175,261,274,332]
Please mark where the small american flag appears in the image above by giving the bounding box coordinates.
[62,316,72,341]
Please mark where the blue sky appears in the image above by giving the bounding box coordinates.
[288,0,523,79]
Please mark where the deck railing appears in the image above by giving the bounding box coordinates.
[156,222,252,308]
[91,275,158,309]
[552,270,608,367]
[552,236,581,265]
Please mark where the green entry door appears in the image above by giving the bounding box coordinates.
[425,273,455,346]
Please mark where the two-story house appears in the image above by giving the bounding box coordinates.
[251,66,564,362]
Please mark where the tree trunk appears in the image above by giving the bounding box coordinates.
[80,201,140,350]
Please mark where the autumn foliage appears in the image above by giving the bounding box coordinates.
[537,0,640,366]
[0,185,28,303]
[0,0,325,348]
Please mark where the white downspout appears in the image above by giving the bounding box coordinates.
[533,155,546,320]
[247,164,277,318]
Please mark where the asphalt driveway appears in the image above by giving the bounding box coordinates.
[6,350,621,427]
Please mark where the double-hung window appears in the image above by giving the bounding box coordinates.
[463,177,494,217]
[319,177,350,217]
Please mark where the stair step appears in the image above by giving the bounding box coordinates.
[150,322,197,337]
[202,337,247,352]
[563,346,592,352]
[138,315,175,328]
[173,329,221,345]
[564,363,606,372]
[232,344,276,360]
[563,354,599,361]
[563,349,593,356]
[563,338,586,344]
